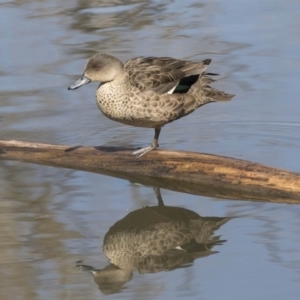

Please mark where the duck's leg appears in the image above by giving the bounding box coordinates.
[132,127,161,158]
[153,187,165,206]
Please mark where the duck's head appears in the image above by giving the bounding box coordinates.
[68,53,124,90]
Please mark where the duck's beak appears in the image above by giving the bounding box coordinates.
[68,75,91,90]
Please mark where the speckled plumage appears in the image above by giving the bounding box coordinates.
[101,188,230,272]
[76,188,232,294]
[68,53,234,157]
[103,204,230,271]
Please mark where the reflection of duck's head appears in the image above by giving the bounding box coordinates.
[77,263,132,295]
[90,264,133,295]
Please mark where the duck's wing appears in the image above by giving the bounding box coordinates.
[124,57,210,94]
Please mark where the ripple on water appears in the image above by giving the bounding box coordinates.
[79,3,142,15]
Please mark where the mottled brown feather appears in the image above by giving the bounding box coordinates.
[124,56,209,94]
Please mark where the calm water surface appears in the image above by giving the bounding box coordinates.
[1,0,300,299]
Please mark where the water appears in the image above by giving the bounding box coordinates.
[1,0,300,299]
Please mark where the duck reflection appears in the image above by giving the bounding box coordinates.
[78,188,232,294]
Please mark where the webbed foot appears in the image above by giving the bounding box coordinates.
[132,146,156,158]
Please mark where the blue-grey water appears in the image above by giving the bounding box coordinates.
[1,0,300,299]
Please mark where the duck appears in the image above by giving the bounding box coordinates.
[103,187,231,272]
[68,53,234,157]
[77,188,231,294]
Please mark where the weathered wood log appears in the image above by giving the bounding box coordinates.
[0,140,299,203]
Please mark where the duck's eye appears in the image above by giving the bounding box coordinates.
[93,64,101,71]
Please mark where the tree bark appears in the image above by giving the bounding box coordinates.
[0,140,299,204]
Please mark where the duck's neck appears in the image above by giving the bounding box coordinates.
[100,72,131,96]
[95,73,132,119]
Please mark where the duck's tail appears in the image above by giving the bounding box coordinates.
[200,75,234,102]
[186,71,234,107]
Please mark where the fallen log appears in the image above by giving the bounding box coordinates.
[0,140,299,204]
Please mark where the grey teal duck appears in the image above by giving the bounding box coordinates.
[77,188,232,294]
[68,53,234,157]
